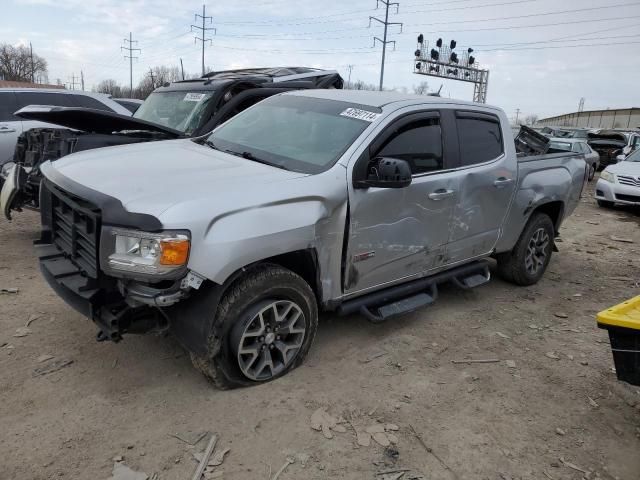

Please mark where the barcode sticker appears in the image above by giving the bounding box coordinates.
[340,108,380,122]
[184,93,206,102]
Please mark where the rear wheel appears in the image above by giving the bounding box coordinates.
[597,199,614,208]
[497,213,554,286]
[190,265,318,389]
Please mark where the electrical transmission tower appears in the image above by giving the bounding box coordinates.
[67,73,79,90]
[121,32,140,98]
[369,0,402,91]
[192,4,216,77]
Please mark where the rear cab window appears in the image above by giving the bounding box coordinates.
[455,112,504,166]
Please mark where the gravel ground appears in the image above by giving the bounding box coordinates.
[1,179,639,480]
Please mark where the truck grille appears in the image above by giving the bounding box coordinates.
[617,175,640,187]
[49,185,101,279]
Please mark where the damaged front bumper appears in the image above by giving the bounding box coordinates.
[37,241,201,342]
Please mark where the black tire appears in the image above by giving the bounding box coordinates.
[588,164,595,181]
[190,264,318,389]
[497,213,555,286]
[597,199,614,208]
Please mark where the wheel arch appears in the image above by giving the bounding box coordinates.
[529,200,564,235]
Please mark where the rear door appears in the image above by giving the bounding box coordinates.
[0,91,21,165]
[346,109,459,294]
[446,111,516,265]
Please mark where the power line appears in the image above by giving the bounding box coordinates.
[67,73,79,90]
[191,4,216,76]
[215,1,640,38]
[370,0,403,91]
[213,13,640,41]
[121,32,140,98]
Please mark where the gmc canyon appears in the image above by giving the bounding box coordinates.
[34,90,587,388]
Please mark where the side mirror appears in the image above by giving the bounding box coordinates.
[356,157,412,189]
[623,146,632,155]
[616,154,626,162]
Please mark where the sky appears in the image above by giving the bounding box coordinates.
[2,0,640,120]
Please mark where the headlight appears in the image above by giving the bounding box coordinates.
[107,228,190,275]
[600,170,615,183]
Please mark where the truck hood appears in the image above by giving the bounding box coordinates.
[15,106,182,137]
[43,139,308,218]
[607,160,640,175]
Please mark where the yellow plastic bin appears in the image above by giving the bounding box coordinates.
[597,295,640,387]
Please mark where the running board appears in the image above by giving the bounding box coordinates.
[337,260,489,323]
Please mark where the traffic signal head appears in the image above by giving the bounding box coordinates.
[415,62,422,70]
[415,49,421,57]
[468,55,475,66]
[417,34,424,44]
[468,48,474,53]
[436,38,443,48]
[430,49,439,61]
[450,40,457,50]
[450,52,458,63]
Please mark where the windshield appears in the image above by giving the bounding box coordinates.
[549,141,572,151]
[207,95,376,173]
[134,91,215,134]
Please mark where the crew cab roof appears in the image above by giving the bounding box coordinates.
[285,89,499,111]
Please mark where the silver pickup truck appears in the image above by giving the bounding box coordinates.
[33,91,587,388]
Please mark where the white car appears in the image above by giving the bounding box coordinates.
[595,148,640,207]
[0,88,131,165]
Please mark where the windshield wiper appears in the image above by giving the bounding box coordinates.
[224,149,288,170]
[204,140,220,151]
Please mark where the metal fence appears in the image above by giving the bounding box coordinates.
[538,108,640,130]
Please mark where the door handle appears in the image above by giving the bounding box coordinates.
[493,177,514,188]
[428,188,455,200]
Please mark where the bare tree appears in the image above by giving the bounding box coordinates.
[349,79,378,91]
[523,114,539,126]
[94,79,123,97]
[413,81,430,95]
[0,43,48,82]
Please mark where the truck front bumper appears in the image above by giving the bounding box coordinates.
[37,242,179,341]
[595,178,640,205]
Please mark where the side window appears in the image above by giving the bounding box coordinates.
[15,92,70,109]
[375,118,443,174]
[0,92,19,121]
[66,94,113,112]
[572,143,582,153]
[456,115,504,166]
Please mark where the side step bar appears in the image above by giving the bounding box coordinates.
[337,261,490,323]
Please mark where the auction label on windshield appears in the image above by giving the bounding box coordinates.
[184,92,206,102]
[340,108,380,122]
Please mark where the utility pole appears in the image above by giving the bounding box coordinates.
[121,32,141,98]
[148,67,156,88]
[80,70,85,91]
[346,64,354,87]
[515,108,521,124]
[29,42,34,83]
[191,4,216,77]
[67,73,79,90]
[369,0,402,91]
[180,58,185,80]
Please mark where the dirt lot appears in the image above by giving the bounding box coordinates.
[1,180,639,480]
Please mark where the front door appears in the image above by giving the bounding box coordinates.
[345,110,459,295]
[446,111,516,264]
[0,91,22,165]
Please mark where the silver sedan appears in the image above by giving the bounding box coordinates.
[595,149,640,207]
[548,138,600,181]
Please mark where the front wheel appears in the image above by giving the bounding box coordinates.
[497,213,555,286]
[191,265,318,389]
[588,164,596,181]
